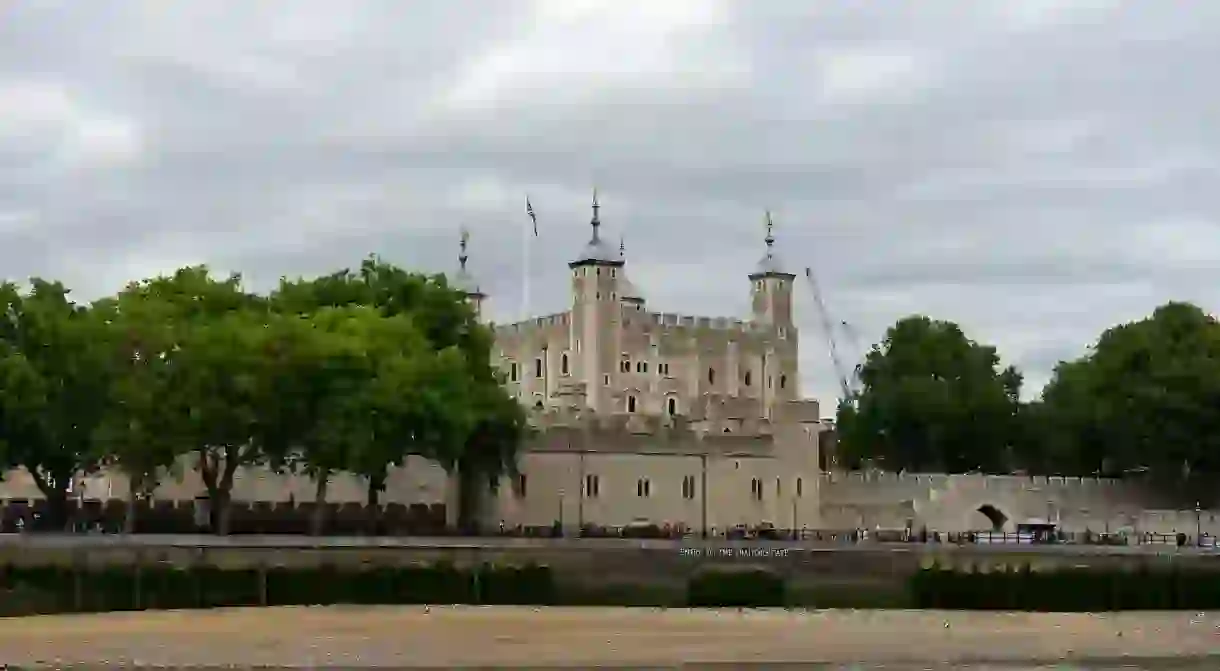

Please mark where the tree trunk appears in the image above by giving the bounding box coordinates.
[456,466,483,534]
[31,468,73,531]
[44,489,69,532]
[124,479,140,534]
[311,471,330,536]
[366,472,385,507]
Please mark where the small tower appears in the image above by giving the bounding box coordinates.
[569,189,623,412]
[454,227,486,319]
[749,211,795,327]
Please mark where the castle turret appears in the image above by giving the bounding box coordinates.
[454,228,486,319]
[749,211,795,327]
[749,212,799,412]
[569,189,623,413]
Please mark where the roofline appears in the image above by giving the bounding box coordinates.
[747,271,797,280]
[568,258,626,268]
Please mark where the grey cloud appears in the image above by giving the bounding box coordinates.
[2,1,1219,409]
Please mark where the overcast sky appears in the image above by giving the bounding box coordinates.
[2,1,1218,411]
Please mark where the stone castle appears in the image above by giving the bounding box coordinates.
[1,195,1216,537]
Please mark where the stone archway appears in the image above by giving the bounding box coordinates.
[976,503,1008,531]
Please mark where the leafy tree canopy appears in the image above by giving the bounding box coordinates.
[1035,301,1220,484]
[836,315,1022,474]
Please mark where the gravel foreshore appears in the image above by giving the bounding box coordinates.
[0,606,1217,667]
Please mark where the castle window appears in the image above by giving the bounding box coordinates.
[796,477,803,498]
[667,397,677,415]
[585,474,600,498]
[604,375,610,385]
[621,360,630,373]
[611,293,617,301]
[744,371,752,387]
[682,475,696,500]
[596,292,601,299]
[510,363,518,382]
[780,375,787,389]
[708,368,716,384]
[561,354,569,375]
[597,268,601,276]
[750,478,762,501]
[776,477,781,497]
[641,362,648,373]
[611,269,616,277]
[637,478,651,498]
[627,395,637,413]
[534,400,543,410]
[535,358,543,378]
[515,474,527,499]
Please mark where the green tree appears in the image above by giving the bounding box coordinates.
[0,279,113,529]
[120,267,273,534]
[1035,302,1220,489]
[257,306,476,534]
[836,315,1022,474]
[90,282,195,533]
[272,256,520,525]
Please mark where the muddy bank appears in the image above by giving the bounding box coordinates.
[1,606,1217,667]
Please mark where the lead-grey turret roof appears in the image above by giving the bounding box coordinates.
[749,210,795,279]
[570,190,624,267]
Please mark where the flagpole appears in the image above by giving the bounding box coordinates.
[522,209,531,320]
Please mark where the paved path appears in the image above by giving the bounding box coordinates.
[0,607,1217,667]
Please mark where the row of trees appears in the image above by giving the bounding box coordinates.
[0,257,527,534]
[837,302,1220,495]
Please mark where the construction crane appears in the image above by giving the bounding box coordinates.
[804,267,856,405]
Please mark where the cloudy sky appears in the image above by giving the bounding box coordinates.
[2,1,1218,411]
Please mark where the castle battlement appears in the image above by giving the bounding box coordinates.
[493,312,571,337]
[648,312,777,335]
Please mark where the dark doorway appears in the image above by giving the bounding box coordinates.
[977,504,1008,531]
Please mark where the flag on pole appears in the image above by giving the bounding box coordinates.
[526,196,537,236]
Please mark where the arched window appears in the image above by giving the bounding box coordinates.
[561,354,569,375]
[796,477,803,497]
[744,371,752,387]
[708,368,716,384]
[534,400,543,410]
[667,397,677,415]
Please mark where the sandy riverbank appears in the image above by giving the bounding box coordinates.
[0,606,1217,667]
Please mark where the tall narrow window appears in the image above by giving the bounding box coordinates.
[585,474,600,498]
[682,475,696,500]
[510,363,518,382]
[708,368,716,384]
[561,354,569,375]
[667,397,677,415]
[627,396,637,413]
[744,371,752,387]
[780,374,787,389]
[796,477,803,498]
[515,474,527,499]
[535,358,543,378]
[637,478,651,498]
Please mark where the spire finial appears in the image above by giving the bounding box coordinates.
[458,227,470,272]
[590,187,601,241]
[764,210,775,249]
